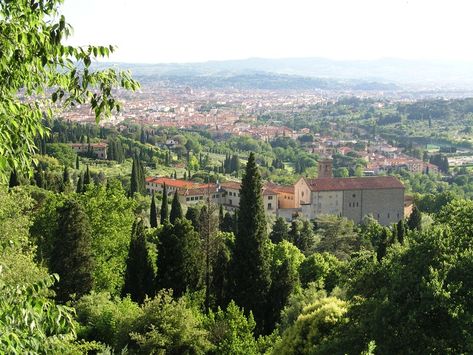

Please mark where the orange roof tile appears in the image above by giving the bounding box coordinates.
[307,176,404,191]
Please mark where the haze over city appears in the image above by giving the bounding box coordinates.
[63,0,473,63]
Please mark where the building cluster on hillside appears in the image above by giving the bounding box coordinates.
[146,159,406,226]
[69,142,108,159]
[307,135,440,175]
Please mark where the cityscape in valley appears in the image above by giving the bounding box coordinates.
[4,1,473,354]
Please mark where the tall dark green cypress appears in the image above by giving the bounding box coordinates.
[185,206,200,230]
[156,218,203,297]
[8,169,19,188]
[75,155,80,170]
[170,190,183,224]
[150,191,158,228]
[407,206,422,231]
[130,156,139,196]
[397,219,406,244]
[270,217,289,243]
[160,183,169,224]
[83,164,91,188]
[50,199,94,303]
[62,166,70,188]
[122,219,155,303]
[230,152,271,333]
[76,172,84,193]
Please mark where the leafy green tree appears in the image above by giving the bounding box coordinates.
[0,274,84,353]
[160,183,169,225]
[50,199,94,302]
[149,191,158,228]
[315,215,363,260]
[299,252,342,291]
[170,189,183,224]
[230,152,272,333]
[270,217,290,243]
[123,219,156,303]
[0,0,138,182]
[274,297,348,354]
[205,301,258,354]
[342,225,473,354]
[131,290,211,354]
[79,181,136,295]
[156,218,203,297]
[45,143,76,167]
[74,292,142,351]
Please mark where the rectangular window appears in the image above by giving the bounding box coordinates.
[268,196,273,200]
[186,197,190,201]
[268,203,272,210]
[229,199,232,205]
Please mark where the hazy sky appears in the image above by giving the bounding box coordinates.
[61,0,473,63]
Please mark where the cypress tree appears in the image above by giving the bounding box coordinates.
[270,217,289,243]
[83,164,91,188]
[8,169,19,188]
[122,219,156,303]
[220,212,234,233]
[230,152,271,333]
[34,168,44,188]
[76,172,84,193]
[156,218,203,297]
[219,204,224,228]
[185,206,200,230]
[377,228,389,262]
[267,259,297,330]
[397,219,406,244]
[75,155,80,170]
[130,156,139,196]
[407,206,422,231]
[170,189,183,224]
[50,199,94,303]
[160,183,169,224]
[150,192,158,228]
[62,166,70,188]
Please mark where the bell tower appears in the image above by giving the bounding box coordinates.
[318,158,333,178]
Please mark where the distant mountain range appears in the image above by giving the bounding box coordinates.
[96,57,473,91]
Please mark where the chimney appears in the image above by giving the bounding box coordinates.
[318,158,333,178]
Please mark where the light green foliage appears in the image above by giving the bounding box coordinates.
[0,273,83,354]
[271,240,305,277]
[343,225,473,354]
[274,297,348,355]
[299,253,342,291]
[278,285,327,334]
[205,301,258,355]
[0,0,139,182]
[45,143,77,167]
[78,181,136,295]
[0,187,48,286]
[130,290,212,354]
[75,292,143,352]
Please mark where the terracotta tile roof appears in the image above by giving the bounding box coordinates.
[220,181,241,190]
[145,177,203,189]
[178,185,219,196]
[306,176,404,191]
[264,182,294,194]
